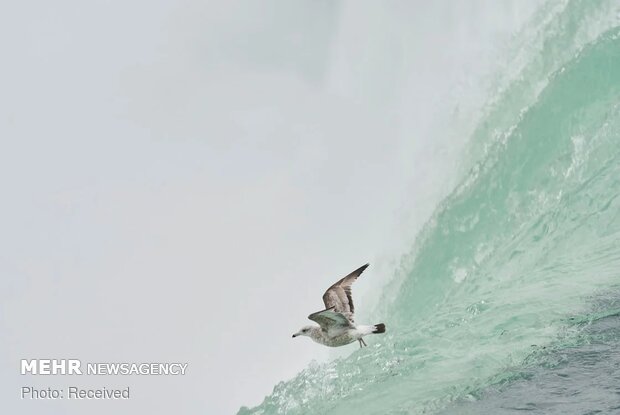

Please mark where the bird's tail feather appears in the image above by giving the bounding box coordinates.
[373,323,386,334]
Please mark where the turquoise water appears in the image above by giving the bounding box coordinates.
[240,2,620,414]
[438,294,620,414]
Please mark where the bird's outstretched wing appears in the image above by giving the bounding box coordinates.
[322,263,369,322]
[308,307,353,333]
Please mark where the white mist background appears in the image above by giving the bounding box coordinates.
[0,1,539,413]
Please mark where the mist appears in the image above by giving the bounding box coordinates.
[0,1,539,413]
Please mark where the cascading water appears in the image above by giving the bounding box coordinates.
[240,1,620,413]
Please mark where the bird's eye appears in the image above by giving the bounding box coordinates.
[303,329,308,332]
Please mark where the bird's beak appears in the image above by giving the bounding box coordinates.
[292,333,299,338]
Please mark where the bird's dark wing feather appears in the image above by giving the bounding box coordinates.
[322,263,369,322]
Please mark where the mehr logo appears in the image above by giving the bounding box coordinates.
[21,359,189,375]
[21,359,82,375]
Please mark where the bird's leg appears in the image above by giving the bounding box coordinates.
[359,338,367,348]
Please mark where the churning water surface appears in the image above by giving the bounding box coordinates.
[241,1,620,414]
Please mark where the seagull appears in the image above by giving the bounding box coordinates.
[292,263,386,348]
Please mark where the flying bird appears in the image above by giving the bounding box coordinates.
[292,263,386,348]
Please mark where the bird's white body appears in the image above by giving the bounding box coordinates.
[292,263,386,348]
[302,325,378,347]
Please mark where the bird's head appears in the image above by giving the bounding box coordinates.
[292,326,314,338]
